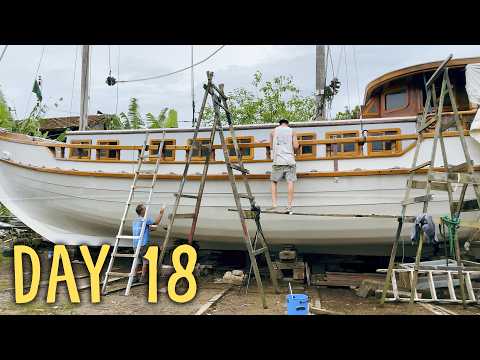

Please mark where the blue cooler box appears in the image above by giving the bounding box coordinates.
[286,294,309,315]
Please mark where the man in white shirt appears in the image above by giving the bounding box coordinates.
[269,119,299,212]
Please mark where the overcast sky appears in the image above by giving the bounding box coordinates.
[0,45,478,127]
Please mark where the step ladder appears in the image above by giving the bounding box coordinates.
[101,130,167,296]
[157,71,280,308]
[380,54,480,307]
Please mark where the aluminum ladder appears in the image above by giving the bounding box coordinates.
[380,54,480,307]
[157,71,280,308]
[101,130,166,296]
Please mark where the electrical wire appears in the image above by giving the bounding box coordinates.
[69,45,79,117]
[191,45,195,128]
[117,45,226,83]
[0,45,8,64]
[344,45,351,112]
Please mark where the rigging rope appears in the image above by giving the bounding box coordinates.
[69,45,79,117]
[23,45,46,119]
[343,45,351,112]
[0,45,8,64]
[191,45,195,128]
[115,45,120,115]
[117,45,226,84]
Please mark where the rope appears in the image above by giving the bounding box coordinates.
[344,45,351,112]
[23,45,46,118]
[191,45,195,128]
[69,45,79,117]
[117,45,226,83]
[352,46,362,116]
[0,45,8,64]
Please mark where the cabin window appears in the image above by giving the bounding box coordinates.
[187,138,215,161]
[296,132,317,160]
[97,140,120,160]
[69,140,92,159]
[367,129,402,155]
[326,131,360,157]
[363,97,380,117]
[226,136,254,161]
[150,139,176,161]
[384,88,408,111]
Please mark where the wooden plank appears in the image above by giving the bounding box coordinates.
[409,161,431,173]
[449,161,473,173]
[401,195,433,206]
[447,272,457,301]
[465,272,476,301]
[429,172,480,185]
[194,286,232,315]
[407,179,449,191]
[418,303,457,315]
[453,199,480,213]
[309,305,345,315]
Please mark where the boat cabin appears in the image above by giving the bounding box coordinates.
[362,57,480,118]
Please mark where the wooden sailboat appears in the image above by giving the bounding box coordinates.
[0,50,479,256]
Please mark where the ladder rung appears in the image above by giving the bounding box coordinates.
[114,253,137,258]
[134,185,154,189]
[418,117,437,133]
[401,194,433,206]
[407,180,449,191]
[173,193,198,199]
[441,118,457,132]
[117,235,140,239]
[108,272,132,278]
[228,164,249,174]
[448,161,473,173]
[172,213,196,219]
[238,193,254,200]
[252,247,267,256]
[409,161,431,173]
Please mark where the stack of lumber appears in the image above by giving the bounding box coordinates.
[312,272,385,288]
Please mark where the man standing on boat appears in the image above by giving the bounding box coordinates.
[269,119,299,213]
[132,203,165,283]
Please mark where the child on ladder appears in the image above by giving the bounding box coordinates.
[132,203,165,283]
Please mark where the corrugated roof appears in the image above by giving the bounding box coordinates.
[39,115,108,130]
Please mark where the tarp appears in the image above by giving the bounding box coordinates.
[466,64,480,143]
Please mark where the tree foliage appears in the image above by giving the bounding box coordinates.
[202,71,316,126]
[335,105,361,120]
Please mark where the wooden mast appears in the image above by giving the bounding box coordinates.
[315,45,326,120]
[79,45,90,131]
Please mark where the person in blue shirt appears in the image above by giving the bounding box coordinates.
[132,203,165,283]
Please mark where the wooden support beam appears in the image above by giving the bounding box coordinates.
[194,286,232,315]
[449,161,474,173]
[401,194,433,206]
[407,179,449,191]
[409,161,431,173]
[453,199,480,213]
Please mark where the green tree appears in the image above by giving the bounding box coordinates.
[335,105,361,120]
[164,109,178,128]
[120,97,144,129]
[146,108,168,128]
[202,71,316,126]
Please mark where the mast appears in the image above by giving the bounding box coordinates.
[79,45,90,131]
[315,45,326,120]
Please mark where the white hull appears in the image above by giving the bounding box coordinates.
[2,118,480,256]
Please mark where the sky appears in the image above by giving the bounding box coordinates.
[0,45,479,128]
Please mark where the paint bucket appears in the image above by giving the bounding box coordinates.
[286,294,309,315]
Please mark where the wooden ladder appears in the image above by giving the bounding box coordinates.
[101,130,167,296]
[380,54,480,307]
[157,71,280,308]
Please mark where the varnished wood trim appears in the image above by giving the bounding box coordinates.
[150,138,176,161]
[367,128,402,156]
[325,130,361,157]
[97,139,120,160]
[226,135,255,161]
[69,139,92,159]
[3,157,480,180]
[296,132,317,160]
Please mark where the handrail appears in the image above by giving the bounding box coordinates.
[40,130,469,151]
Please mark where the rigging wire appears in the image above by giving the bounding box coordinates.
[343,45,351,112]
[108,45,112,75]
[23,45,46,119]
[0,45,8,64]
[352,45,362,113]
[69,45,79,117]
[191,45,195,128]
[117,45,226,84]
[115,45,120,115]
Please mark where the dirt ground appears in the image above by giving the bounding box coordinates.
[1,252,480,315]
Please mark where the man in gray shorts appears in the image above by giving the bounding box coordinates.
[269,119,299,212]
